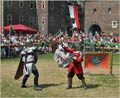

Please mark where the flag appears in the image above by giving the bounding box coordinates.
[84,53,109,69]
[9,25,16,35]
[68,5,80,29]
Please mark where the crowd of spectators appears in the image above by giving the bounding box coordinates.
[1,30,120,59]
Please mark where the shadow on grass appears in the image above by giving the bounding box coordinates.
[22,83,64,89]
[38,83,64,89]
[86,84,99,89]
[72,84,100,89]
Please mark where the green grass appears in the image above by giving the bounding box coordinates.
[43,53,120,66]
[1,53,119,66]
[112,53,120,66]
[1,53,120,98]
[30,52,120,66]
[38,53,54,59]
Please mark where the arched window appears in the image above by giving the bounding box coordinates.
[108,8,112,14]
[7,0,12,7]
[19,16,23,24]
[50,16,54,26]
[19,0,24,8]
[30,1,34,9]
[30,17,33,26]
[41,17,45,31]
[7,14,12,25]
[50,2,54,10]
[93,8,97,14]
[41,17,45,25]
[41,0,45,9]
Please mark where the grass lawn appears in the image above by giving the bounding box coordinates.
[112,53,120,66]
[1,53,120,98]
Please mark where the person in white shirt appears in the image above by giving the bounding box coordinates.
[20,41,42,90]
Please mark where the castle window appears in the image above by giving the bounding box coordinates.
[19,16,23,24]
[108,8,112,14]
[30,17,33,26]
[7,0,12,7]
[34,18,37,25]
[34,2,36,8]
[41,17,45,31]
[112,21,118,28]
[41,17,45,25]
[42,0,45,9]
[30,1,33,9]
[7,14,12,25]
[19,1,24,8]
[93,8,96,14]
[50,16,54,26]
[50,2,54,10]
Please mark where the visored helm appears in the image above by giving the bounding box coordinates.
[62,42,69,48]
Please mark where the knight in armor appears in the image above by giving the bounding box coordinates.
[54,44,64,66]
[62,45,88,89]
[54,41,71,68]
[20,41,42,90]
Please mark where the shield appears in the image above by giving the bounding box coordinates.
[60,56,72,68]
[14,58,24,80]
[34,52,38,64]
[54,49,72,68]
[91,56,103,66]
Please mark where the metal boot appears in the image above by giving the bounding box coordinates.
[66,78,72,89]
[34,77,42,90]
[81,79,88,89]
[21,75,29,88]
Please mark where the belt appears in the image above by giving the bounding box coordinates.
[24,61,34,64]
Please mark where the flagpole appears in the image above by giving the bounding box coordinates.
[8,25,16,58]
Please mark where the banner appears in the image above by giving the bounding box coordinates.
[68,5,74,18]
[68,5,80,29]
[85,53,109,69]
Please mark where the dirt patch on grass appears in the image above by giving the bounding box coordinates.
[1,58,119,98]
[83,66,120,75]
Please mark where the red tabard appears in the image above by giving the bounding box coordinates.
[68,57,83,74]
[64,47,83,74]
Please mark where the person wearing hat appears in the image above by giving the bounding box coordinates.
[20,40,42,90]
[63,47,87,89]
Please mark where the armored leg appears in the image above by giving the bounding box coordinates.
[77,74,87,89]
[81,79,87,89]
[32,70,42,90]
[66,78,72,89]
[21,75,29,88]
[66,71,74,89]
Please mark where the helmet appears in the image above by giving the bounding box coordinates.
[21,51,26,55]
[58,45,63,50]
[20,50,26,57]
[73,51,80,57]
[62,42,69,48]
[27,48,33,53]
[31,46,37,51]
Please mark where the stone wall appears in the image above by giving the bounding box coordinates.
[84,1,119,36]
